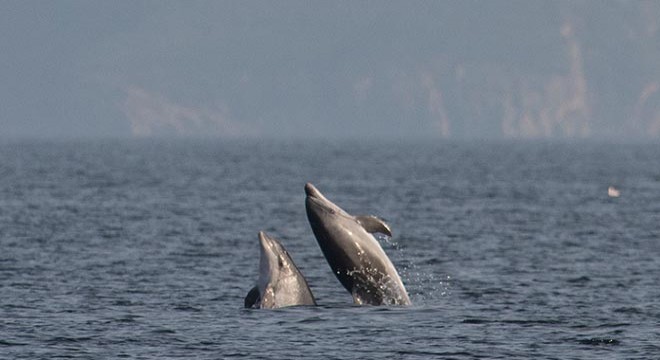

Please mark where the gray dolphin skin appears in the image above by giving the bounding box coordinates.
[304,183,411,306]
[244,231,317,309]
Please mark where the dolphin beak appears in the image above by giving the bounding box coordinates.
[258,231,273,250]
[305,182,345,216]
[305,182,322,198]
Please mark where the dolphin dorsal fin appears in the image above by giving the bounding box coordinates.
[355,215,393,237]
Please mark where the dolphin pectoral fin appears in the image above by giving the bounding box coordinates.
[355,215,393,237]
[244,285,261,308]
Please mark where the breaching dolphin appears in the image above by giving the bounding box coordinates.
[244,231,317,309]
[304,183,411,306]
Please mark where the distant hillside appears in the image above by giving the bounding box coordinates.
[118,1,660,139]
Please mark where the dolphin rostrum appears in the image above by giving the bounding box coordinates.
[244,231,317,309]
[304,183,411,306]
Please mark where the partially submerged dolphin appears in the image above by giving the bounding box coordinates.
[244,231,317,309]
[304,183,411,306]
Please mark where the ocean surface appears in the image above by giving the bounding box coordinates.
[1,139,659,359]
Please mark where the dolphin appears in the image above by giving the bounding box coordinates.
[304,183,411,306]
[244,231,317,309]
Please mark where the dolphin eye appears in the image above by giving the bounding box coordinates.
[278,257,284,267]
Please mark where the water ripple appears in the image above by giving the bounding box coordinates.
[1,140,659,359]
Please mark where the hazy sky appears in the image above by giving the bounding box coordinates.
[2,1,659,139]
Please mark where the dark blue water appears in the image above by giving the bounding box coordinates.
[1,139,659,359]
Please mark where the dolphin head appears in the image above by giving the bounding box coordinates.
[304,183,350,220]
[256,231,317,308]
[258,231,291,290]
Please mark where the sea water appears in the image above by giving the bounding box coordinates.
[1,139,659,359]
